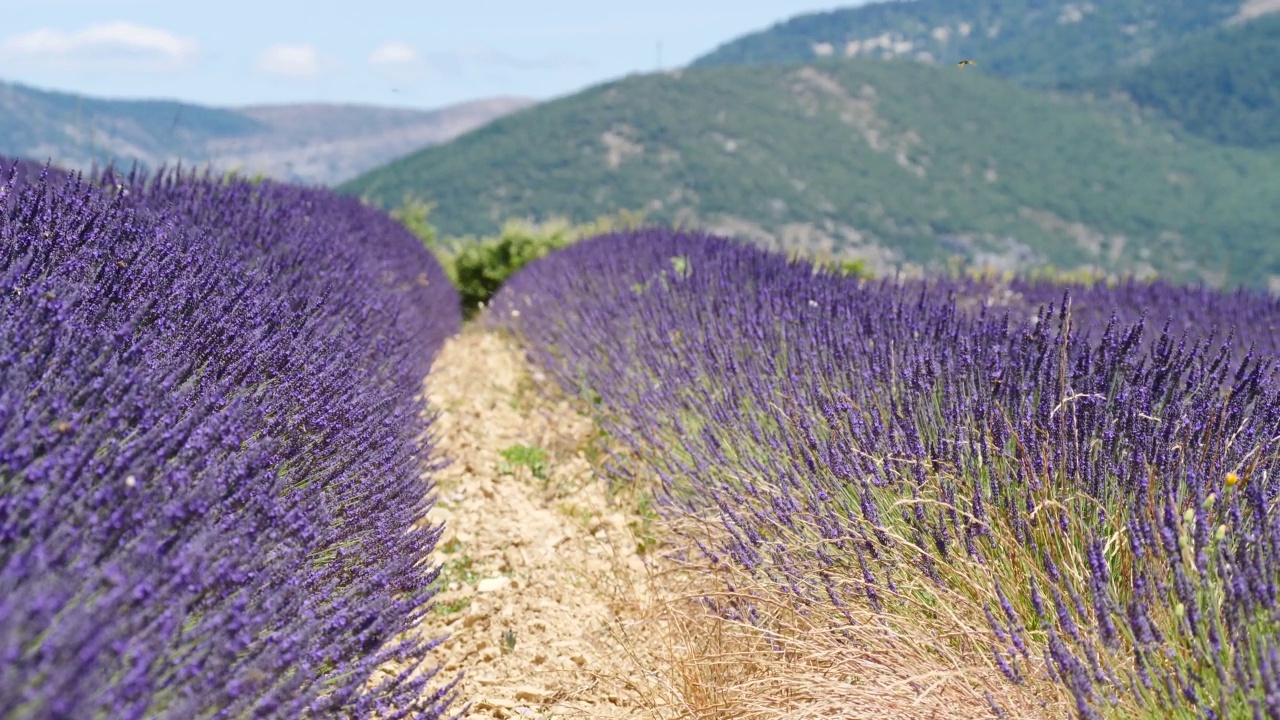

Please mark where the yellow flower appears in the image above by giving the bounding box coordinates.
[1226,471,1240,487]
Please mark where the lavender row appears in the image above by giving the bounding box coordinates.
[1,160,461,718]
[955,274,1280,360]
[492,229,1280,719]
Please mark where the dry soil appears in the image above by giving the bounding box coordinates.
[407,325,661,720]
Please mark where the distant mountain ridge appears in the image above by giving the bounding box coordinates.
[687,0,1280,150]
[0,80,535,185]
[689,0,1271,87]
[339,0,1280,290]
[340,58,1280,289]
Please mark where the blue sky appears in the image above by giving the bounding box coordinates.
[0,0,865,110]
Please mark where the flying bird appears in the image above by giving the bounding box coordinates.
[956,59,975,67]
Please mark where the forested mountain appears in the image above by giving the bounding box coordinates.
[341,58,1280,287]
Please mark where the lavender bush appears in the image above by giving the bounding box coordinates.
[0,157,69,190]
[493,228,1280,719]
[953,273,1280,360]
[1,160,461,718]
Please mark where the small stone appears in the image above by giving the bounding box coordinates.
[477,576,511,593]
[479,698,516,717]
[606,513,627,533]
[501,547,521,572]
[514,686,549,702]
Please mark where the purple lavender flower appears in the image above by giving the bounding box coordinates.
[1,162,461,718]
[490,227,1280,719]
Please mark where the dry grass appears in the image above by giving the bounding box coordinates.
[581,502,1075,720]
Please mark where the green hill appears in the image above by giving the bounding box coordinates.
[1075,13,1280,147]
[339,58,1280,288]
[687,0,1280,150]
[688,0,1249,87]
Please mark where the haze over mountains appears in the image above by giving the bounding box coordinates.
[342,0,1280,288]
[0,80,533,185]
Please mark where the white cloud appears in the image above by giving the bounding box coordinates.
[0,22,197,69]
[256,43,322,78]
[368,40,418,68]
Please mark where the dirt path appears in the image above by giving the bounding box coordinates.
[412,325,660,719]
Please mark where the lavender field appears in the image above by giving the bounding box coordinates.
[492,230,1280,719]
[7,155,1280,720]
[0,159,460,718]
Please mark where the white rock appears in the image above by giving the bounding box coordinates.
[477,576,511,593]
